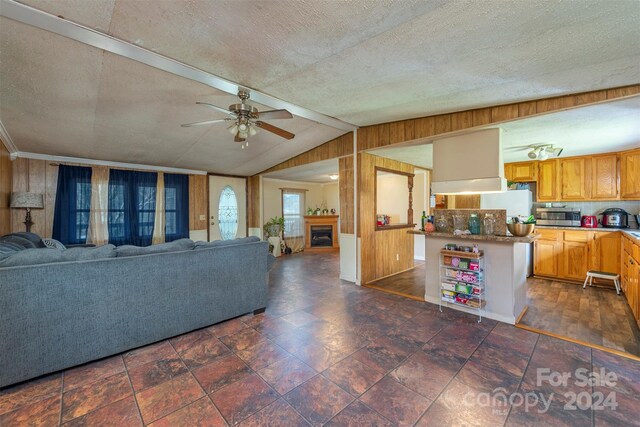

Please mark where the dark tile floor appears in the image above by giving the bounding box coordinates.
[1,252,639,426]
[520,277,640,357]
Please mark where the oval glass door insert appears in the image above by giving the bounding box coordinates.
[218,186,238,240]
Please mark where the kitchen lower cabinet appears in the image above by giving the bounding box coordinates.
[562,241,590,281]
[534,229,621,282]
[621,234,640,328]
[590,231,621,275]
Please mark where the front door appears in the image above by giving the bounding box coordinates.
[209,176,247,241]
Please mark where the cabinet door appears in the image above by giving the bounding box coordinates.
[504,163,514,182]
[534,240,559,277]
[562,241,590,281]
[621,251,629,293]
[561,158,590,200]
[591,154,619,199]
[510,161,537,182]
[620,148,640,199]
[537,160,560,201]
[590,231,621,275]
[627,256,638,321]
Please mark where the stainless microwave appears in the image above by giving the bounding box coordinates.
[535,208,581,227]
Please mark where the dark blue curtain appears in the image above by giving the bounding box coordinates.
[108,169,157,246]
[52,165,92,244]
[164,173,190,242]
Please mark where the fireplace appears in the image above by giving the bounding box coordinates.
[310,225,333,247]
[304,215,339,251]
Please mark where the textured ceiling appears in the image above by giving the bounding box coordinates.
[1,0,639,174]
[369,96,640,169]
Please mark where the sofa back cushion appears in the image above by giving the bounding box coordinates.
[61,244,117,261]
[0,248,65,267]
[0,235,38,249]
[115,238,195,257]
[194,236,260,249]
[3,232,46,248]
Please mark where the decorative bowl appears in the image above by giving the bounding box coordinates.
[507,223,535,237]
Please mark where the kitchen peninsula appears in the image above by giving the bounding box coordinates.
[409,230,538,324]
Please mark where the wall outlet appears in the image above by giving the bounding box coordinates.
[396,253,399,261]
[199,214,206,221]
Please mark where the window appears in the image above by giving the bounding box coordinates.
[218,186,238,240]
[282,191,304,238]
[52,165,92,245]
[108,169,157,246]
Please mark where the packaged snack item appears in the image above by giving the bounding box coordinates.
[441,281,456,292]
[458,259,469,269]
[451,257,460,267]
[443,256,452,266]
[469,261,480,271]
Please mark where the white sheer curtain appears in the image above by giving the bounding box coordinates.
[282,189,305,252]
[152,172,165,245]
[87,166,109,246]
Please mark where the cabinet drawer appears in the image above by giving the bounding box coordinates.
[634,244,640,263]
[564,230,589,243]
[537,229,561,241]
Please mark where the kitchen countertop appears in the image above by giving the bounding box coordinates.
[408,230,539,243]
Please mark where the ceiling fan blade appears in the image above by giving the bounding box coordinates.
[256,109,293,120]
[181,118,232,127]
[196,102,235,116]
[255,121,295,140]
[234,132,246,143]
[504,146,532,151]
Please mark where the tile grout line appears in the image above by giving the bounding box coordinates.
[57,371,64,426]
[501,333,541,427]
[122,355,145,427]
[412,318,499,426]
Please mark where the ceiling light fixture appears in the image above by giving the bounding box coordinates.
[526,144,563,160]
[329,174,339,180]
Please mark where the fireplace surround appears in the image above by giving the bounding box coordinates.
[304,215,339,251]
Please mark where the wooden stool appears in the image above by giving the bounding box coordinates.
[583,270,620,295]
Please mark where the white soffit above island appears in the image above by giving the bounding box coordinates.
[431,128,506,194]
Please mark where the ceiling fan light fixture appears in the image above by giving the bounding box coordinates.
[329,174,339,180]
[249,126,257,137]
[538,148,549,161]
[228,123,238,135]
[527,149,537,159]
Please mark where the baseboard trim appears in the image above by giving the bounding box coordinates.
[362,283,425,302]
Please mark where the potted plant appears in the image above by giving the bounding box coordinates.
[263,216,285,239]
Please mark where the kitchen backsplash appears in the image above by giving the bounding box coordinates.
[532,201,640,229]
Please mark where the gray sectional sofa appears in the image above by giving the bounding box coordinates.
[0,234,272,387]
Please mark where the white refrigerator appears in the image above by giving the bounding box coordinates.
[481,190,534,276]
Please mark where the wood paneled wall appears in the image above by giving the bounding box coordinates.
[10,158,208,237]
[356,85,640,152]
[247,175,261,229]
[360,153,415,284]
[10,158,57,237]
[189,175,208,231]
[338,156,354,234]
[0,143,12,236]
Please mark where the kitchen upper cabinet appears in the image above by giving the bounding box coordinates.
[590,231,621,275]
[620,148,640,199]
[534,229,561,277]
[509,161,537,182]
[561,158,590,200]
[537,159,560,201]
[504,163,513,182]
[590,154,619,200]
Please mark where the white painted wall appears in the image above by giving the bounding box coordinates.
[322,182,340,215]
[413,170,429,260]
[376,173,409,224]
[262,178,324,223]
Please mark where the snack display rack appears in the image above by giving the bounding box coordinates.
[439,248,485,322]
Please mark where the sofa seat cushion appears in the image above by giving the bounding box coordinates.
[115,238,195,257]
[194,236,260,249]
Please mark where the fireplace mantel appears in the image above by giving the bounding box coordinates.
[304,215,339,251]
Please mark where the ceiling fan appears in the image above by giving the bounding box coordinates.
[505,144,563,161]
[181,90,295,148]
